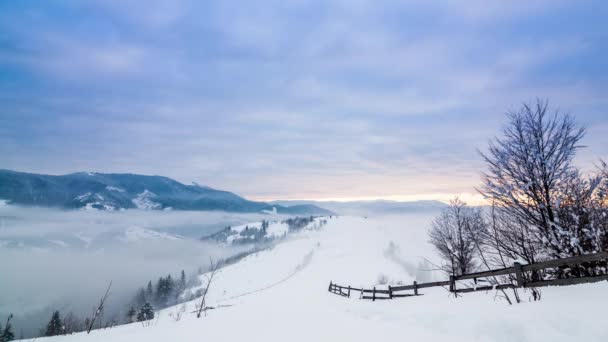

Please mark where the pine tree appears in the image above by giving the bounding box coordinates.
[136,303,154,322]
[126,307,136,323]
[45,311,64,336]
[180,270,186,290]
[0,323,13,342]
[146,280,154,301]
[0,313,14,342]
[261,220,269,235]
[166,274,175,302]
[134,288,146,307]
[155,277,164,305]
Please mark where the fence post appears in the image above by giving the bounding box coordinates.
[372,287,376,301]
[328,281,332,292]
[413,281,418,295]
[348,286,351,298]
[388,285,393,299]
[449,275,455,293]
[514,262,524,287]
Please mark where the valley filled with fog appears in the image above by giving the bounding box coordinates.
[0,204,281,337]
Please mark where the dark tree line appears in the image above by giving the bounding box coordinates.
[7,269,189,339]
[283,216,326,232]
[429,100,608,301]
[129,269,187,323]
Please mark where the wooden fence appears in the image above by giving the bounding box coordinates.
[328,251,608,300]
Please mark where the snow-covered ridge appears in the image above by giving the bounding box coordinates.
[74,192,104,202]
[75,192,117,211]
[106,185,126,192]
[218,217,326,245]
[119,226,182,242]
[132,190,162,210]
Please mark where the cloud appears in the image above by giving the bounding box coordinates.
[0,205,268,337]
[0,0,606,200]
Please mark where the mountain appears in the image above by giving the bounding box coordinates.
[0,169,332,215]
[271,199,446,216]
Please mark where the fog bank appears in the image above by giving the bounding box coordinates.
[0,205,272,337]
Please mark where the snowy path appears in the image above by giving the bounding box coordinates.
[214,249,316,303]
[37,215,608,342]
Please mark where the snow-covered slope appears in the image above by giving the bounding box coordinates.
[206,217,325,245]
[37,215,608,342]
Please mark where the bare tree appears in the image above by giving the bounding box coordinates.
[195,259,220,318]
[487,206,541,266]
[429,198,486,275]
[87,281,112,334]
[63,312,84,335]
[479,99,586,260]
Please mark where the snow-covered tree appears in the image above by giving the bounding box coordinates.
[180,270,186,289]
[0,313,15,341]
[134,288,147,307]
[429,198,486,275]
[126,307,137,323]
[146,280,154,301]
[137,303,154,322]
[45,311,64,337]
[176,270,187,300]
[484,203,542,267]
[479,100,586,260]
[155,275,176,307]
[62,312,83,335]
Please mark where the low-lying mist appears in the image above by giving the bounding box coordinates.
[0,204,273,338]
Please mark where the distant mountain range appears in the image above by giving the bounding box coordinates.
[270,199,446,216]
[0,169,332,215]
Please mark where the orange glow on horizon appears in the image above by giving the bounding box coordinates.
[251,192,487,206]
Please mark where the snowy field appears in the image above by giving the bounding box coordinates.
[30,215,608,342]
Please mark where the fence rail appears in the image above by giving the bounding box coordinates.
[328,251,608,300]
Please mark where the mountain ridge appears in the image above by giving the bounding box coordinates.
[271,199,446,215]
[0,169,332,215]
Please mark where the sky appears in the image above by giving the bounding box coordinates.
[0,0,607,203]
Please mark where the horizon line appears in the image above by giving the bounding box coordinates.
[250,193,486,205]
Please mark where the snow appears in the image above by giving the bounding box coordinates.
[75,193,116,210]
[33,215,608,342]
[83,202,116,211]
[230,222,262,234]
[266,221,288,238]
[74,192,94,202]
[106,186,126,192]
[119,226,182,242]
[225,219,316,244]
[132,190,162,210]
